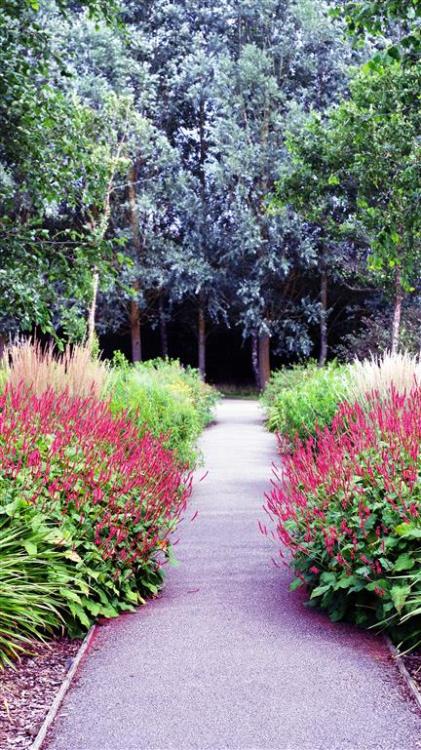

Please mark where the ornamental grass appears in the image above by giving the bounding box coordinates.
[1,340,109,398]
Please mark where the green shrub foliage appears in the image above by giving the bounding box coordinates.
[262,362,350,440]
[109,357,218,466]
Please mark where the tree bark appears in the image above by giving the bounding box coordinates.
[198,306,206,379]
[127,164,142,363]
[130,285,142,363]
[251,333,260,389]
[391,266,404,354]
[258,333,270,390]
[159,294,169,358]
[87,269,99,352]
[319,269,328,367]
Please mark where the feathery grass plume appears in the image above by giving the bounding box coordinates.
[1,339,110,397]
[348,351,421,403]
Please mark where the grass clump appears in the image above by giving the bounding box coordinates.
[1,340,109,398]
[262,361,349,441]
[347,351,421,404]
[109,357,218,466]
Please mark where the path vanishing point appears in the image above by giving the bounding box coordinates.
[47,400,421,750]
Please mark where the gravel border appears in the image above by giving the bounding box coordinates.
[30,626,96,750]
[0,638,81,749]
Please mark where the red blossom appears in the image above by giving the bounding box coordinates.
[262,384,421,580]
[0,384,192,571]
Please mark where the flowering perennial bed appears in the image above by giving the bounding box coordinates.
[264,385,421,649]
[0,384,192,663]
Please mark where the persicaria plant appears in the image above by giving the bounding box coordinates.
[0,384,192,629]
[264,385,421,645]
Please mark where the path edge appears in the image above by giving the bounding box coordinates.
[384,636,421,712]
[30,625,97,750]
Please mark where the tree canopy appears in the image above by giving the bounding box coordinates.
[1,0,419,382]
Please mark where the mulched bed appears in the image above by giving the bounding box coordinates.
[402,650,421,696]
[0,638,81,750]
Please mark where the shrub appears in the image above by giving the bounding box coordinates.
[0,384,192,639]
[264,385,421,647]
[347,351,421,404]
[261,361,319,410]
[1,340,109,398]
[109,357,217,466]
[262,361,350,441]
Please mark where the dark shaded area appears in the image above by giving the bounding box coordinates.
[99,284,374,385]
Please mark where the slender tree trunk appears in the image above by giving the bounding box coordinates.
[258,333,270,390]
[391,266,404,354]
[86,130,127,348]
[251,333,260,388]
[198,306,206,379]
[159,294,168,358]
[130,284,142,363]
[127,164,142,363]
[87,269,99,352]
[319,270,328,367]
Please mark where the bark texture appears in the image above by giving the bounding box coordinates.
[258,333,271,390]
[198,307,206,379]
[391,266,403,354]
[127,164,142,362]
[319,269,328,367]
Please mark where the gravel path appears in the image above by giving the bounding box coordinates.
[47,400,421,750]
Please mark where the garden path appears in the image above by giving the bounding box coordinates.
[47,400,420,750]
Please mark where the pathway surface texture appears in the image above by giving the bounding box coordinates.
[47,400,420,750]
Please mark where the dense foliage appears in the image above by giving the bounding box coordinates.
[0,384,192,633]
[109,357,218,466]
[262,362,350,440]
[0,342,218,664]
[264,385,421,648]
[4,0,419,385]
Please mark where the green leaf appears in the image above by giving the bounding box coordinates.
[289,577,303,591]
[390,585,411,613]
[64,550,83,563]
[310,584,332,599]
[68,603,91,629]
[395,524,421,539]
[24,540,37,556]
[59,588,82,605]
[335,575,357,590]
[393,553,415,572]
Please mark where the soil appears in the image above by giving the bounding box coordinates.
[0,638,81,750]
[402,649,421,696]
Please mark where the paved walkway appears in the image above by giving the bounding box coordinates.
[48,400,420,750]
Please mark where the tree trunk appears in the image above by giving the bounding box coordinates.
[391,266,404,354]
[198,306,206,379]
[130,283,142,363]
[319,270,328,367]
[0,334,6,360]
[159,295,168,358]
[87,269,99,352]
[258,333,270,390]
[251,333,260,389]
[127,164,142,363]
